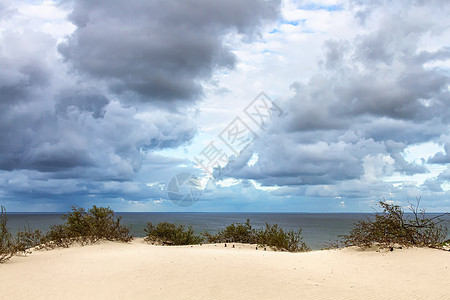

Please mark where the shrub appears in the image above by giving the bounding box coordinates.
[203,219,309,252]
[0,206,14,263]
[76,205,132,243]
[338,200,448,249]
[257,223,310,252]
[144,222,203,245]
[15,223,46,252]
[61,206,91,243]
[45,224,73,248]
[44,205,132,247]
[203,219,256,244]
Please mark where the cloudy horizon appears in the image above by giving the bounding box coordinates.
[0,0,449,212]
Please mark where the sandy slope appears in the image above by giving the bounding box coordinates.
[1,239,449,300]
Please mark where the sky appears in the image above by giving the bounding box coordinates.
[0,0,449,212]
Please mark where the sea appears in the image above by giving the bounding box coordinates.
[5,213,450,250]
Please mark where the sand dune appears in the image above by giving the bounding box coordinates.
[1,239,449,300]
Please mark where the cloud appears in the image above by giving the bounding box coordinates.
[0,96,197,178]
[56,89,109,119]
[0,1,215,207]
[220,0,450,199]
[58,0,281,104]
[0,1,13,20]
[0,0,282,210]
[428,142,450,164]
[0,29,54,108]
[1,0,449,212]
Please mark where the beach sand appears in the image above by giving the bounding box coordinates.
[1,238,449,299]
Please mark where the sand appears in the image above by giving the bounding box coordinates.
[1,239,449,300]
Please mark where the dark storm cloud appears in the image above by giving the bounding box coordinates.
[0,0,282,207]
[56,89,109,119]
[58,0,281,103]
[0,1,198,184]
[0,96,198,209]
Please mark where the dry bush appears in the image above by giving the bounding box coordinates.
[338,199,448,249]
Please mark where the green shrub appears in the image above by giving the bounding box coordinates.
[257,223,284,249]
[203,219,309,252]
[0,206,14,263]
[338,200,448,249]
[257,223,310,252]
[203,219,256,244]
[442,239,450,247]
[72,205,131,243]
[44,205,132,247]
[45,224,73,248]
[62,206,91,243]
[15,223,46,252]
[144,222,203,245]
